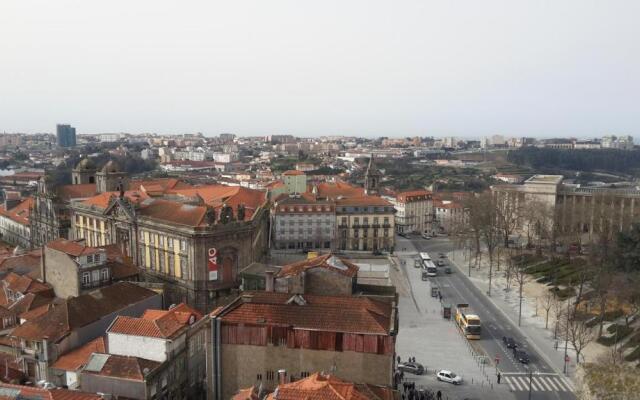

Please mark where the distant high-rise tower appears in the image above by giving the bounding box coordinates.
[364,156,381,195]
[56,124,76,147]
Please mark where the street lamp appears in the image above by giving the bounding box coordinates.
[563,298,570,374]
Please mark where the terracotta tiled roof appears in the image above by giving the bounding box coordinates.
[0,382,102,400]
[0,253,43,280]
[282,170,305,176]
[0,197,33,226]
[80,190,149,209]
[265,373,397,400]
[82,353,161,381]
[47,239,101,257]
[169,185,267,221]
[12,282,158,341]
[231,386,260,400]
[314,181,364,199]
[17,303,54,322]
[3,272,50,294]
[109,302,202,339]
[277,254,358,278]
[9,292,55,317]
[56,184,98,201]
[216,292,392,335]
[335,196,393,207]
[396,190,431,202]
[137,198,209,227]
[51,337,106,371]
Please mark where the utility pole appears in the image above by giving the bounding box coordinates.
[563,298,570,374]
[528,370,533,400]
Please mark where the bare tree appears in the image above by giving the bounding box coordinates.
[562,312,595,365]
[542,290,555,329]
[512,249,531,326]
[553,296,565,339]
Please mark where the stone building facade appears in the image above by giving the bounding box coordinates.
[271,194,335,251]
[69,186,270,311]
[391,190,434,235]
[336,197,395,252]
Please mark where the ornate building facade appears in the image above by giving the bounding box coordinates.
[69,185,270,311]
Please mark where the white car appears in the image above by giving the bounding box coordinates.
[436,370,462,385]
[421,233,432,240]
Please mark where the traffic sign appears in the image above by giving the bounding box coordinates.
[565,355,570,363]
[495,355,500,365]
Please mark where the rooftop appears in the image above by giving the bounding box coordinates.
[82,353,161,381]
[264,373,397,400]
[46,239,102,257]
[277,253,359,278]
[108,303,202,339]
[214,291,393,336]
[524,175,563,185]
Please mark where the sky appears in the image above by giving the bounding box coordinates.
[1,0,639,138]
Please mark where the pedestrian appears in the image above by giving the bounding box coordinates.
[438,291,442,302]
[403,382,407,392]
[400,371,405,381]
[436,390,442,400]
[554,341,558,350]
[402,393,406,400]
[497,372,501,384]
[397,355,401,364]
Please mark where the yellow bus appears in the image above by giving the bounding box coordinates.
[455,304,481,340]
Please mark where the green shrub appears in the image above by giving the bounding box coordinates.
[597,325,634,346]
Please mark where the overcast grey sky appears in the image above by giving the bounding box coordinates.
[1,0,638,138]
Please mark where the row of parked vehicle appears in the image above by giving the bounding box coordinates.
[502,336,530,364]
[397,362,463,385]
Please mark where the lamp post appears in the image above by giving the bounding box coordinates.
[563,298,570,374]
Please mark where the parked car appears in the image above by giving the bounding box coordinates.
[502,336,517,349]
[445,266,452,274]
[436,370,462,385]
[398,362,424,375]
[438,253,446,258]
[437,259,447,267]
[515,350,530,364]
[422,233,432,240]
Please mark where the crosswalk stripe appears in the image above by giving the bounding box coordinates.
[505,377,516,391]
[530,378,542,391]
[539,377,553,391]
[562,377,574,391]
[515,377,528,391]
[547,377,560,391]
[509,377,523,391]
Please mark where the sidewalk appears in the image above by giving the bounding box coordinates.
[448,249,579,381]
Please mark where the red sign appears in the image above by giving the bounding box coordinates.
[495,355,500,365]
[565,355,570,363]
[208,248,219,280]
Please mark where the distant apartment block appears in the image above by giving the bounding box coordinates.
[390,190,434,235]
[56,124,77,147]
[272,194,336,251]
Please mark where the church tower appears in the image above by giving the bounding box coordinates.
[364,156,381,195]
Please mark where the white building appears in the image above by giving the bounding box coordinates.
[390,190,434,234]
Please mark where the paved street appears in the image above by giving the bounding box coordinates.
[394,235,577,400]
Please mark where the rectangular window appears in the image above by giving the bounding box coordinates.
[180,257,188,279]
[159,253,165,271]
[150,234,155,244]
[82,272,90,285]
[180,240,187,251]
[86,255,93,263]
[159,236,164,246]
[168,238,173,249]
[101,268,109,281]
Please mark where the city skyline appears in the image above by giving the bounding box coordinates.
[1,0,639,137]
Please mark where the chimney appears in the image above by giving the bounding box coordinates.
[40,246,46,283]
[265,271,274,292]
[278,369,287,385]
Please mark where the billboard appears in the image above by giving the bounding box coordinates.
[208,248,219,280]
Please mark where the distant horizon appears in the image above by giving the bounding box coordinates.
[1,129,636,142]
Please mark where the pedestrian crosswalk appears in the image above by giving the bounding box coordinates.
[503,374,574,392]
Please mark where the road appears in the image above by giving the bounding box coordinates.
[400,235,577,400]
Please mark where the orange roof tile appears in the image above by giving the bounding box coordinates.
[82,353,161,381]
[282,170,305,176]
[314,181,364,199]
[217,292,392,335]
[110,303,201,339]
[265,373,397,400]
[169,185,267,220]
[51,337,106,371]
[47,239,101,257]
[56,184,98,201]
[0,197,33,226]
[277,254,358,278]
[0,383,102,400]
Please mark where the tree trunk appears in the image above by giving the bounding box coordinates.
[545,310,550,329]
